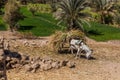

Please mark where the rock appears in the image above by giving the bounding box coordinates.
[66,61,75,68]
[20,60,30,66]
[32,56,41,62]
[60,60,69,66]
[10,52,21,60]
[40,63,52,71]
[12,64,21,68]
[24,64,33,72]
[51,61,60,69]
[0,56,4,61]
[0,51,4,61]
[30,56,41,64]
[10,58,19,64]
[6,57,11,61]
[31,62,40,69]
[45,59,52,64]
[6,62,12,69]
[0,71,3,78]
[21,54,29,61]
[20,54,30,65]
[42,56,52,63]
[59,61,63,67]
[31,69,36,73]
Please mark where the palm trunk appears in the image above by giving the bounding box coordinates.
[101,11,105,24]
[67,20,73,31]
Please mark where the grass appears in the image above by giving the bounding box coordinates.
[19,6,61,36]
[84,22,120,41]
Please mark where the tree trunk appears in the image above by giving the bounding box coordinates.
[9,25,14,32]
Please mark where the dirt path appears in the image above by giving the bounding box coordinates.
[0,31,120,80]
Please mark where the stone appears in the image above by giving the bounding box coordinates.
[51,61,60,69]
[21,54,29,61]
[31,69,36,73]
[0,71,3,78]
[60,60,69,66]
[12,64,21,68]
[24,64,33,72]
[10,58,19,64]
[32,56,41,62]
[40,63,52,71]
[6,57,11,61]
[66,61,75,68]
[31,62,40,69]
[6,62,12,69]
[20,54,30,65]
[0,51,4,61]
[0,56,4,61]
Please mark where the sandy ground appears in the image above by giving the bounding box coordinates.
[1,31,120,80]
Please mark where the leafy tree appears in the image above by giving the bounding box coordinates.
[3,0,24,32]
[56,0,89,32]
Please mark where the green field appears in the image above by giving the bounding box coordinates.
[84,22,120,41]
[19,6,62,36]
[0,6,120,41]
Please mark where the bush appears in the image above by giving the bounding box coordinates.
[27,3,51,15]
[3,0,24,32]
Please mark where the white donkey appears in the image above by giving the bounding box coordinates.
[69,39,92,59]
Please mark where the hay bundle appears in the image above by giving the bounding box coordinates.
[67,30,86,42]
[49,31,67,52]
[49,30,85,52]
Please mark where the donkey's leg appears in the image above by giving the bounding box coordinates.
[75,48,81,59]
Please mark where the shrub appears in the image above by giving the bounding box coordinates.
[3,0,24,32]
[27,3,51,15]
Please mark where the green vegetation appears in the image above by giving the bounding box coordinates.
[0,15,6,31]
[3,0,23,32]
[19,6,120,41]
[91,0,118,24]
[84,22,120,41]
[56,0,88,31]
[27,3,51,15]
[19,6,61,36]
[0,3,120,41]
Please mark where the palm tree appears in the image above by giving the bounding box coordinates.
[92,0,117,24]
[56,0,89,31]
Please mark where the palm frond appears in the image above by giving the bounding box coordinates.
[56,0,88,31]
